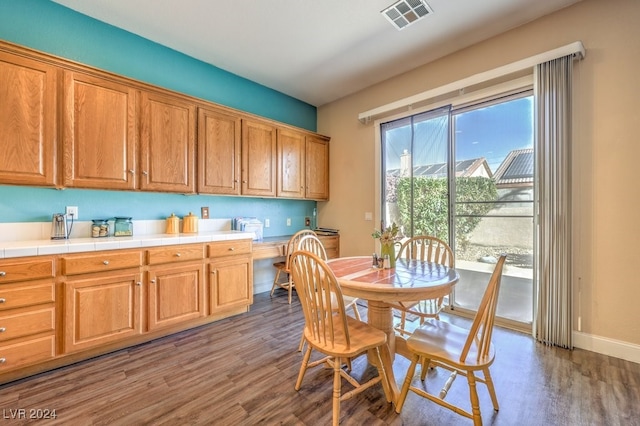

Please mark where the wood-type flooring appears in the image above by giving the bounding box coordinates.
[1,291,639,425]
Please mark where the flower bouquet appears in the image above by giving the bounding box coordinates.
[372,222,402,268]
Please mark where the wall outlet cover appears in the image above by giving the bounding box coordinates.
[201,207,209,219]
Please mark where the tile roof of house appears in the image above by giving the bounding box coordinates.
[387,157,491,178]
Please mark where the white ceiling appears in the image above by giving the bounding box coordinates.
[52,0,582,107]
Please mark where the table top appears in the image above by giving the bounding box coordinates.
[327,256,459,302]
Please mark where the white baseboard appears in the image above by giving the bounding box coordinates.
[573,331,640,364]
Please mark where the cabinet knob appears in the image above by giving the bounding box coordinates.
[151,279,156,284]
[0,298,5,303]
[142,171,149,176]
[136,282,142,286]
[175,253,181,257]
[0,327,5,333]
[0,358,5,364]
[0,271,5,277]
[211,270,216,274]
[228,247,235,251]
[129,169,135,174]
[242,180,247,183]
[103,260,110,265]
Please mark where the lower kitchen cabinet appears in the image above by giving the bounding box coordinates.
[209,255,252,313]
[147,262,205,331]
[63,272,142,353]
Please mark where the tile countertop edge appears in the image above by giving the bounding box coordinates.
[0,231,256,259]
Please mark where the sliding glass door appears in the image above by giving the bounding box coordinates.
[381,90,535,328]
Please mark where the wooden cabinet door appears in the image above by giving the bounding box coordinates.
[140,91,196,193]
[241,119,276,197]
[62,71,137,190]
[0,52,57,186]
[148,262,204,330]
[64,272,142,353]
[209,255,252,313]
[306,135,330,200]
[197,107,241,195]
[277,128,305,199]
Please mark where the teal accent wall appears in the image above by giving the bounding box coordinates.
[0,0,318,236]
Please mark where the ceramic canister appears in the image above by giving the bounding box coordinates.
[182,212,198,233]
[166,213,179,234]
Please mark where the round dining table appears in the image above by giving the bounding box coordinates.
[327,255,459,403]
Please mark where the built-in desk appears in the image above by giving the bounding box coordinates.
[252,233,340,260]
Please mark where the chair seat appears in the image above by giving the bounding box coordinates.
[273,260,286,269]
[304,315,387,358]
[408,319,495,370]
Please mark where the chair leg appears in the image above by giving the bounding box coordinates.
[298,333,306,352]
[395,353,420,413]
[270,269,282,297]
[295,345,313,391]
[466,372,483,426]
[483,367,499,411]
[351,304,361,321]
[332,356,342,426]
[420,357,431,381]
[287,276,294,304]
[370,348,392,403]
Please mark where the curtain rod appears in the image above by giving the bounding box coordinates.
[358,41,585,124]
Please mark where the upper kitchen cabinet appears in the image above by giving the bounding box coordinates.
[62,71,137,190]
[0,52,57,187]
[139,91,196,193]
[276,128,306,199]
[241,119,277,197]
[197,107,241,195]
[305,135,330,200]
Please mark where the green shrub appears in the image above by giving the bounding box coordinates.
[394,176,497,248]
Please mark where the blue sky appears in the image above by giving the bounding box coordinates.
[383,95,533,172]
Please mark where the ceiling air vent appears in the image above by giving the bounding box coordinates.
[381,0,433,30]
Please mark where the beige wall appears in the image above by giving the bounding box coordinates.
[317,0,640,347]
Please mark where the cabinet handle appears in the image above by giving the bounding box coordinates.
[151,279,156,284]
[0,298,5,304]
[136,282,142,286]
[129,169,135,174]
[0,327,5,333]
[142,171,149,176]
[228,247,235,251]
[0,271,5,277]
[175,253,181,257]
[211,270,217,274]
[0,358,5,364]
[242,180,247,183]
[103,260,110,265]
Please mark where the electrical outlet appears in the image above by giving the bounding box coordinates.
[305,217,310,226]
[201,207,209,219]
[66,206,78,219]
[286,218,291,226]
[265,219,270,228]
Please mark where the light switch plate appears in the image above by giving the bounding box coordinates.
[201,207,209,219]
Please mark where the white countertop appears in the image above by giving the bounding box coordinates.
[0,231,255,259]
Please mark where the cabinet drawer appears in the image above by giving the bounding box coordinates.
[0,306,55,342]
[147,245,204,265]
[0,335,55,371]
[208,240,252,258]
[0,258,55,284]
[0,283,55,311]
[62,250,142,275]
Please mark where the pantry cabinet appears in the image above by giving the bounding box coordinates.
[0,51,57,187]
[62,70,137,190]
[241,119,277,197]
[197,107,242,195]
[140,90,196,193]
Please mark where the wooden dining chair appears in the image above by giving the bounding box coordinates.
[395,254,507,426]
[296,234,361,353]
[290,250,392,426]
[270,229,316,304]
[389,235,455,335]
